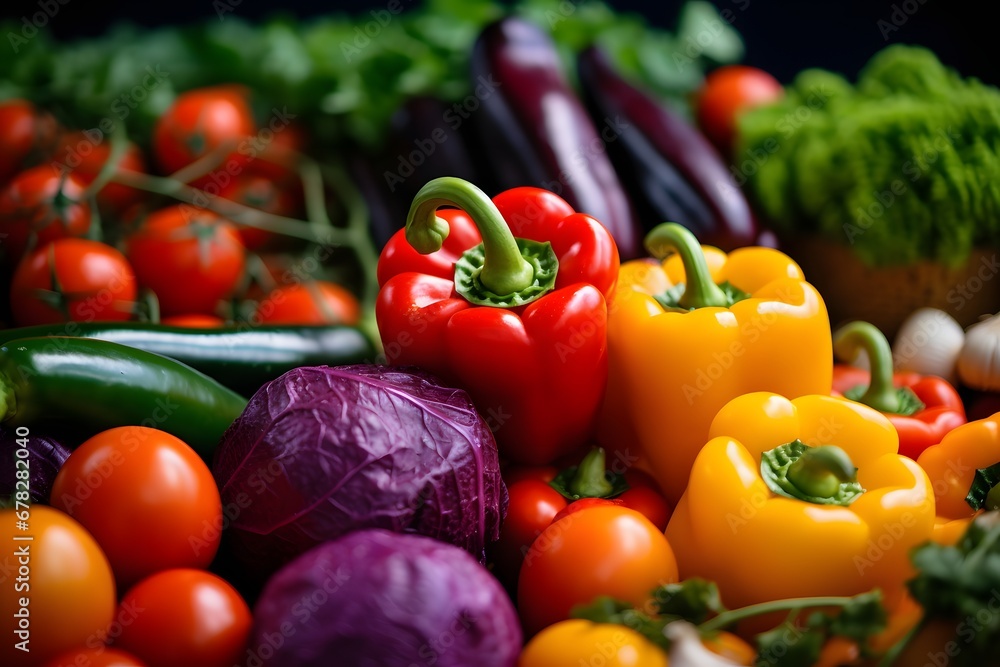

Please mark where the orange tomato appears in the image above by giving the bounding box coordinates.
[517,505,678,637]
[0,506,116,666]
[50,426,222,589]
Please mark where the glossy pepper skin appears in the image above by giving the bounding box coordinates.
[377,178,618,465]
[0,337,247,457]
[0,322,376,398]
[666,392,936,610]
[833,321,966,460]
[916,412,1000,520]
[596,223,832,504]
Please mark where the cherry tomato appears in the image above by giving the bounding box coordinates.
[253,280,361,326]
[247,121,308,182]
[489,479,568,591]
[113,569,252,667]
[518,505,679,637]
[703,631,758,664]
[217,174,302,250]
[0,166,91,265]
[551,497,623,524]
[10,238,138,326]
[519,619,669,667]
[153,86,256,176]
[43,647,148,667]
[160,314,227,328]
[617,486,671,532]
[502,464,559,486]
[0,506,116,666]
[53,132,147,214]
[814,637,861,667]
[126,205,246,316]
[697,65,783,154]
[50,426,222,589]
[0,99,58,184]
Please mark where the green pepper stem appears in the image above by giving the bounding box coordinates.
[787,446,858,499]
[699,595,859,633]
[833,321,901,413]
[643,223,729,309]
[568,448,615,498]
[406,177,535,295]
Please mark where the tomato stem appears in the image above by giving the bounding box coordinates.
[80,127,131,201]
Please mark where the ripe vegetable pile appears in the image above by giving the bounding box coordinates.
[3,3,1000,667]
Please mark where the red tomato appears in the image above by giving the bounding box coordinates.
[489,479,568,591]
[161,314,227,328]
[53,132,147,214]
[518,505,678,637]
[10,238,138,326]
[254,280,361,325]
[218,174,302,250]
[50,426,223,589]
[0,166,91,264]
[153,86,256,176]
[0,506,116,666]
[113,569,252,667]
[697,65,783,154]
[502,465,559,486]
[248,121,308,182]
[0,99,58,184]
[43,647,148,667]
[617,486,671,532]
[126,205,246,316]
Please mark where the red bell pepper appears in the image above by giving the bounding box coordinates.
[376,177,619,464]
[833,321,966,459]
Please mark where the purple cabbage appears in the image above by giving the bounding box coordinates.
[212,365,507,578]
[249,529,521,667]
[0,427,71,506]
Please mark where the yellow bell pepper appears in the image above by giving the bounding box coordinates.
[916,412,1000,520]
[517,619,668,667]
[597,223,832,504]
[665,392,936,610]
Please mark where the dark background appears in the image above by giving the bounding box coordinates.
[0,0,992,86]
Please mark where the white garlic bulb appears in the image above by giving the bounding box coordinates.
[892,308,965,384]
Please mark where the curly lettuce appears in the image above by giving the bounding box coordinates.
[737,45,1000,267]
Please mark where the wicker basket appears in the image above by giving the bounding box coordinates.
[779,235,1000,339]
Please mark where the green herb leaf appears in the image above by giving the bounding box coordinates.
[651,578,727,625]
[755,621,824,667]
[570,596,672,652]
[906,512,1000,665]
[825,589,887,645]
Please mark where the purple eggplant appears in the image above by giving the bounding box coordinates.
[577,46,758,250]
[1,427,72,506]
[471,18,642,258]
